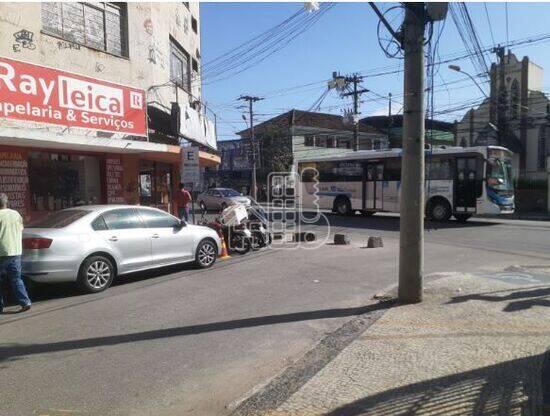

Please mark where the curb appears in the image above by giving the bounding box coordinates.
[229,299,395,416]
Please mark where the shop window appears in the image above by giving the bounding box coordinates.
[191,16,198,33]
[42,2,128,57]
[102,208,144,230]
[170,38,191,92]
[28,152,102,214]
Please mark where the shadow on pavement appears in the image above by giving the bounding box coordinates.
[16,263,198,304]
[0,301,395,363]
[448,285,550,312]
[294,212,500,232]
[323,352,546,416]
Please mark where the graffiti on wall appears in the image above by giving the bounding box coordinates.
[12,29,36,52]
[57,40,81,50]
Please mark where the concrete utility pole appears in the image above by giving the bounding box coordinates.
[398,3,426,304]
[238,95,263,201]
[341,75,369,151]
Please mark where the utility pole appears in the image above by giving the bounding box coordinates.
[388,92,393,146]
[398,3,426,304]
[341,75,369,151]
[493,45,506,147]
[238,95,263,201]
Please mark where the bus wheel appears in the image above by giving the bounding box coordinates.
[427,198,451,222]
[454,214,472,222]
[334,197,352,216]
[362,211,375,217]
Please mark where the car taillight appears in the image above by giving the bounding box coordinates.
[23,238,53,249]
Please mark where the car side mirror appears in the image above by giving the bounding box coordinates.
[175,219,186,229]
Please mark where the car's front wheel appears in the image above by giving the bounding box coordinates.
[195,239,217,268]
[77,255,115,293]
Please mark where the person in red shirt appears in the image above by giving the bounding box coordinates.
[176,183,192,222]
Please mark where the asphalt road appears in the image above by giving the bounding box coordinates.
[1,213,550,416]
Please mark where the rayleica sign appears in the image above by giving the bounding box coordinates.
[0,57,146,136]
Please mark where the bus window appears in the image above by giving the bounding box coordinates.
[384,158,401,181]
[298,162,317,183]
[426,156,452,180]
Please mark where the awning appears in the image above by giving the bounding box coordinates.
[0,127,178,155]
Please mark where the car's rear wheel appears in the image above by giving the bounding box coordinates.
[77,255,115,293]
[195,239,217,268]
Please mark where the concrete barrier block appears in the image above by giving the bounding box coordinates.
[367,236,383,248]
[294,231,316,242]
[334,234,351,245]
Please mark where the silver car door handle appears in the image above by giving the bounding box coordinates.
[108,236,118,242]
[152,234,160,238]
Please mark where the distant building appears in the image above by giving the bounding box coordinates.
[212,109,387,194]
[360,115,456,148]
[456,51,549,180]
[456,51,550,211]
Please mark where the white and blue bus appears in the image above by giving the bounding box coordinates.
[295,146,514,222]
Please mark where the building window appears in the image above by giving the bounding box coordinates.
[304,135,315,147]
[191,16,198,33]
[42,2,127,57]
[510,79,520,119]
[170,38,191,92]
[192,58,199,73]
[538,126,547,170]
[326,137,334,148]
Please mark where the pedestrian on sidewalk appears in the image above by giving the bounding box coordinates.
[0,193,31,313]
[176,183,192,223]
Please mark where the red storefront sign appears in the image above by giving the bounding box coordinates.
[0,57,147,136]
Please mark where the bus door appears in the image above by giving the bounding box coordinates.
[364,163,384,210]
[455,157,477,214]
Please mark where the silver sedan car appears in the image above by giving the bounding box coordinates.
[22,205,221,293]
[197,188,251,211]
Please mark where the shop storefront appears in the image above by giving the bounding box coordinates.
[0,56,219,221]
[0,133,183,223]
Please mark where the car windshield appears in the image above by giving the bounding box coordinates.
[219,189,241,197]
[486,157,514,192]
[27,209,90,228]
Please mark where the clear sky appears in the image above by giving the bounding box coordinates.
[199,2,550,141]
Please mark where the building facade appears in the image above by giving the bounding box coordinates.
[0,2,219,222]
[214,110,387,195]
[456,52,549,179]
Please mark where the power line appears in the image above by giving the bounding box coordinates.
[484,3,496,46]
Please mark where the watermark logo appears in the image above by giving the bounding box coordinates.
[263,169,330,250]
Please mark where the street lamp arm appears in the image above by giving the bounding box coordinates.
[448,65,488,98]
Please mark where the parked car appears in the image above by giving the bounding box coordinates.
[197,188,251,211]
[21,205,221,293]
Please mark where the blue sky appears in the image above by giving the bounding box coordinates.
[199,2,550,141]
